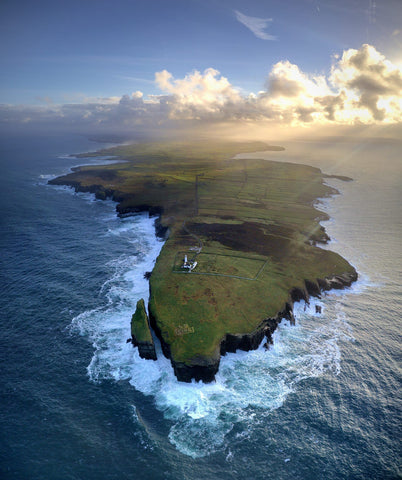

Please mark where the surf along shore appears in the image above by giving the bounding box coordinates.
[49,140,357,382]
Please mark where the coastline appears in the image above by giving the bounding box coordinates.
[3,133,398,470]
[73,180,357,383]
[146,249,356,383]
[48,140,358,383]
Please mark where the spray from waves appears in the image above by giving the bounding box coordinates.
[120,296,355,459]
[63,182,362,458]
[70,212,164,381]
[70,205,360,458]
[36,155,124,189]
[150,297,356,458]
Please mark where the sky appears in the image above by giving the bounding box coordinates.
[0,0,401,136]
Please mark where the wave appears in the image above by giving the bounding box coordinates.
[38,156,124,188]
[69,211,357,458]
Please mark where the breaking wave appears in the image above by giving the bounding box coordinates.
[70,210,360,458]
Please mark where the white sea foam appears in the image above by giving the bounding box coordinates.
[40,156,123,190]
[317,180,386,291]
[70,213,164,382]
[69,209,357,458]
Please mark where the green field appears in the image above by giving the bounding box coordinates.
[51,140,356,377]
[173,252,267,279]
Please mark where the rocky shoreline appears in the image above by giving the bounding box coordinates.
[146,270,357,383]
[47,178,170,239]
[48,149,358,384]
[108,200,358,383]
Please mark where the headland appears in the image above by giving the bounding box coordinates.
[49,140,357,382]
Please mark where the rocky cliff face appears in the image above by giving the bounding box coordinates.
[148,270,357,383]
[131,337,157,361]
[48,159,358,384]
[130,299,157,361]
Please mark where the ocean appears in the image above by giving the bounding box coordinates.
[0,132,400,479]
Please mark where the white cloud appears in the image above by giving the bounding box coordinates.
[234,10,276,41]
[329,44,402,121]
[268,61,331,99]
[150,45,401,125]
[154,68,242,117]
[1,44,401,133]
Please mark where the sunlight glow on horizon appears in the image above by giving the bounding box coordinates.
[1,43,401,135]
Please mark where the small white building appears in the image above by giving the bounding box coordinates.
[182,255,197,271]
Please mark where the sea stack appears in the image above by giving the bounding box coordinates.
[131,299,157,360]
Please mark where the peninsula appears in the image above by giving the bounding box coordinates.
[49,140,357,382]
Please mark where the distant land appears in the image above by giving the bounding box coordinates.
[49,140,357,382]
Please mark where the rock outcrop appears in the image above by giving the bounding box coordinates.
[131,299,157,361]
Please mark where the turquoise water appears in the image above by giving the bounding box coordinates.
[0,133,400,479]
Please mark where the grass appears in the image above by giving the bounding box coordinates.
[131,299,152,343]
[53,140,356,366]
[173,252,266,279]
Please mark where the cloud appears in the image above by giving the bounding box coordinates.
[234,10,276,41]
[114,75,155,84]
[154,68,242,117]
[267,61,331,98]
[329,44,402,122]
[1,44,401,134]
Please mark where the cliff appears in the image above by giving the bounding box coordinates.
[148,271,357,382]
[130,299,157,361]
[49,140,358,383]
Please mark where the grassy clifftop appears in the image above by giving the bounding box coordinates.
[50,140,357,381]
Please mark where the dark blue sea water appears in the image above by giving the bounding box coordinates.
[0,132,400,479]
